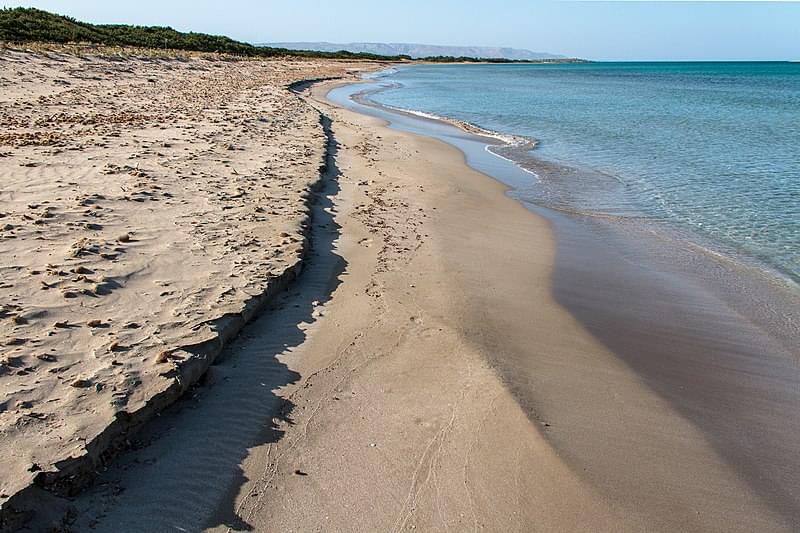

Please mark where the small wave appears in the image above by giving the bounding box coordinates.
[351,77,528,147]
[392,105,533,147]
[354,85,654,221]
[360,67,400,80]
[371,99,547,180]
[485,145,540,179]
[351,83,545,183]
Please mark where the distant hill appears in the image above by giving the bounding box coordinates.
[265,42,566,61]
[0,8,578,63]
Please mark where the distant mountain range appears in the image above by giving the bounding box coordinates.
[263,42,566,61]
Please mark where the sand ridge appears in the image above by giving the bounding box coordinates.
[0,46,375,525]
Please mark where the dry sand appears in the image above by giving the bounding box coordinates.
[0,46,374,528]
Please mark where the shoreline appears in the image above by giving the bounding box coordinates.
[45,71,633,532]
[356,69,800,290]
[337,75,799,352]
[322,79,800,527]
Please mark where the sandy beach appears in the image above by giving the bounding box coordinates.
[214,81,798,532]
[0,47,373,528]
[2,49,799,533]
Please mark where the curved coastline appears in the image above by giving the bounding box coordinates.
[363,62,800,286]
[358,71,800,288]
[325,74,800,527]
[335,74,799,349]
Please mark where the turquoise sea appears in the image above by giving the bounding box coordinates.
[368,62,800,282]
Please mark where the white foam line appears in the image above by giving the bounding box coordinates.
[353,79,542,181]
[484,145,541,180]
[376,101,533,147]
[364,96,543,180]
[360,67,400,80]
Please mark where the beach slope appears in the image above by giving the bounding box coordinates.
[0,46,370,527]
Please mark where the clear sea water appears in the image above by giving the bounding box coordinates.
[368,63,800,282]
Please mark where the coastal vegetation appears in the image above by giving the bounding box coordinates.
[0,7,398,59]
[0,7,584,63]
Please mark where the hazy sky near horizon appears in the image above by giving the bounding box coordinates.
[4,1,800,60]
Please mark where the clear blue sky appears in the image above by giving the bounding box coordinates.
[3,1,800,60]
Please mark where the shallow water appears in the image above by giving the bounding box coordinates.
[368,62,800,282]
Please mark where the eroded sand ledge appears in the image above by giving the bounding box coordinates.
[0,46,375,528]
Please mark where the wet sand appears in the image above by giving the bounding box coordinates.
[304,81,800,530]
[351,85,800,526]
[543,209,800,526]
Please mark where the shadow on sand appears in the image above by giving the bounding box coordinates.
[545,211,800,526]
[60,116,347,533]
